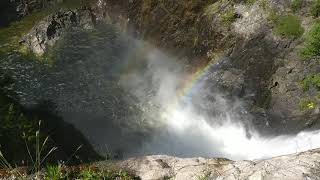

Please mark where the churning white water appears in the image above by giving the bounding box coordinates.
[129,47,320,161]
[161,106,320,160]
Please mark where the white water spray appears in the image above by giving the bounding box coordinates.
[162,105,320,160]
[126,46,320,160]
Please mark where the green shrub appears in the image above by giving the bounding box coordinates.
[79,168,101,180]
[45,165,65,180]
[302,74,320,91]
[311,0,320,17]
[299,98,317,111]
[273,14,304,38]
[291,0,303,13]
[301,23,320,59]
[221,8,237,26]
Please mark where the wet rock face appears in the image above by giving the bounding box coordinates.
[269,56,320,133]
[101,0,320,135]
[12,0,310,142]
[113,149,320,180]
[22,8,96,55]
[1,22,157,158]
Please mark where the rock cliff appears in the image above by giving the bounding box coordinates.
[20,0,320,135]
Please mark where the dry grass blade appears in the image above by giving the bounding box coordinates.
[66,145,83,165]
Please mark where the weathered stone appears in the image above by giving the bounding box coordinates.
[112,149,320,180]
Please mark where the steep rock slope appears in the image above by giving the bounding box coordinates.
[98,0,320,135]
[19,0,320,136]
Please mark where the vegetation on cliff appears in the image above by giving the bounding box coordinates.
[302,22,320,59]
[311,0,320,17]
[271,13,304,39]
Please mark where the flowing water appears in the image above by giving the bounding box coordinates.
[2,24,320,160]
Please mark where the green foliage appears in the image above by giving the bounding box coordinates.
[273,14,304,38]
[311,0,320,17]
[245,0,256,6]
[221,8,237,26]
[32,123,58,173]
[267,10,278,22]
[79,168,100,180]
[299,74,320,112]
[45,165,65,180]
[301,23,320,59]
[0,97,38,164]
[299,98,317,111]
[0,88,57,168]
[302,74,320,91]
[291,0,303,13]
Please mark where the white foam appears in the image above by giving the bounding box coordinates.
[163,107,320,160]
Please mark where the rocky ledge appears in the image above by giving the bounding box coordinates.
[108,149,320,180]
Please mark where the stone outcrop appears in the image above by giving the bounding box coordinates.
[22,8,96,55]
[111,149,320,180]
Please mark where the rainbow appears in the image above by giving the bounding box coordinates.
[177,62,215,102]
[167,60,217,111]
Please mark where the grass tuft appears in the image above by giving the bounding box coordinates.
[300,98,317,111]
[45,165,64,180]
[302,74,320,91]
[221,8,237,26]
[301,22,320,59]
[272,14,304,39]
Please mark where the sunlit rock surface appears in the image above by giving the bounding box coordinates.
[108,149,320,180]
